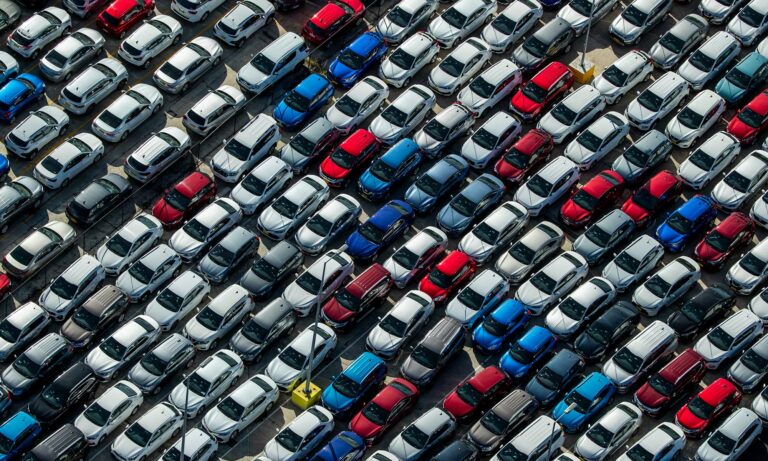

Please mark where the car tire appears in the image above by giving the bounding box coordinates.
[139,292,149,303]
[403,77,411,87]
[0,223,7,234]
[201,11,209,21]
[172,428,181,438]
[181,82,190,93]
[120,30,126,39]
[62,178,71,188]
[143,58,152,69]
[172,34,181,45]
[59,124,68,136]
[213,56,222,66]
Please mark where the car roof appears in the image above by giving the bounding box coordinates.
[478,59,519,85]
[263,241,301,267]
[686,90,723,113]
[195,350,241,381]
[253,298,293,329]
[82,284,126,315]
[152,333,193,362]
[136,402,179,432]
[648,71,687,96]
[659,348,704,383]
[717,408,760,439]
[140,244,178,270]
[614,50,651,73]
[288,406,332,436]
[6,302,46,329]
[23,333,68,364]
[717,309,760,336]
[420,317,463,353]
[533,18,572,43]
[261,32,304,62]
[50,362,93,389]
[532,62,571,89]
[390,290,432,319]
[699,31,738,57]
[698,378,738,404]
[174,172,212,199]
[536,156,578,182]
[208,284,249,314]
[342,352,384,382]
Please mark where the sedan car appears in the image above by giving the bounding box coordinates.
[437,173,505,236]
[495,220,564,283]
[198,226,258,283]
[695,309,763,369]
[446,269,509,328]
[553,372,616,433]
[326,76,389,134]
[679,131,741,189]
[616,130,674,184]
[461,112,521,169]
[574,302,641,361]
[538,85,606,144]
[97,0,154,38]
[169,349,244,418]
[376,0,437,44]
[558,0,618,35]
[525,349,584,406]
[349,378,419,444]
[561,170,625,228]
[573,210,636,264]
[0,176,43,234]
[592,50,653,105]
[404,154,468,213]
[472,299,528,353]
[666,90,726,148]
[514,156,580,216]
[388,408,455,461]
[499,325,556,378]
[128,333,195,394]
[515,250,589,315]
[65,174,133,227]
[346,200,414,260]
[123,127,190,183]
[427,0,496,48]
[33,133,103,189]
[183,85,246,136]
[649,13,709,70]
[384,226,447,288]
[378,32,439,88]
[481,0,542,53]
[282,250,354,316]
[265,323,337,391]
[696,408,762,461]
[608,0,671,45]
[575,403,642,461]
[280,118,340,173]
[602,235,664,292]
[329,32,387,87]
[184,284,255,350]
[39,28,104,82]
[675,378,742,437]
[152,172,216,229]
[74,380,143,446]
[414,103,474,158]
[239,241,303,299]
[443,366,510,421]
[91,83,163,142]
[84,315,160,380]
[621,170,681,226]
[110,402,182,461]
[428,37,491,96]
[7,7,71,59]
[301,0,364,44]
[713,150,768,210]
[618,423,685,461]
[169,197,242,261]
[153,37,222,95]
[58,58,128,115]
[96,213,163,275]
[726,0,768,45]
[6,106,69,158]
[202,374,278,442]
[728,334,768,391]
[564,112,629,170]
[366,290,434,359]
[2,220,76,279]
[632,256,701,316]
[546,277,616,338]
[295,194,361,255]
[370,84,436,144]
[358,139,421,201]
[459,200,528,263]
[257,175,328,241]
[118,14,182,67]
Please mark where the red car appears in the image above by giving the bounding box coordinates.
[675,378,741,438]
[319,129,380,187]
[0,274,10,300]
[152,172,216,229]
[727,90,768,145]
[349,377,419,445]
[97,0,155,38]
[560,170,625,227]
[442,366,511,421]
[494,129,553,183]
[418,250,477,303]
[322,263,392,330]
[634,348,706,417]
[694,212,755,268]
[302,0,365,44]
[621,170,681,226]
[510,62,574,121]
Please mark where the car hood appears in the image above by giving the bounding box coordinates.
[525,377,557,403]
[329,60,357,83]
[170,384,205,411]
[359,170,389,194]
[367,326,403,353]
[347,232,378,258]
[715,78,746,103]
[472,326,503,351]
[383,260,410,284]
[564,138,597,164]
[513,46,542,69]
[712,183,744,208]
[496,254,529,282]
[258,207,293,236]
[459,234,495,261]
[198,258,228,280]
[727,18,755,41]
[27,396,60,423]
[152,199,183,224]
[437,204,471,232]
[203,408,238,436]
[320,157,352,180]
[389,436,420,461]
[511,91,541,116]
[443,391,474,418]
[649,43,678,68]
[632,285,662,310]
[462,139,494,163]
[445,299,476,324]
[678,161,708,185]
[458,86,489,111]
[513,185,545,210]
[239,271,271,297]
[403,185,434,212]
[266,359,299,387]
[603,359,634,386]
[169,230,205,256]
[111,435,143,461]
[728,263,760,287]
[238,64,268,88]
[282,285,315,311]
[482,24,510,47]
[60,319,93,345]
[559,7,589,30]
[295,227,326,251]
[212,150,246,174]
[39,289,73,317]
[666,118,697,142]
[85,348,119,376]
[96,246,125,272]
[428,17,460,41]
[575,435,608,460]
[429,68,459,89]
[144,302,176,327]
[560,200,590,224]
[377,18,406,41]
[184,318,216,343]
[701,0,731,16]
[729,361,762,387]
[322,386,355,412]
[611,17,642,39]
[694,337,727,362]
[1,365,33,393]
[696,442,731,461]
[380,59,408,81]
[326,105,354,128]
[273,102,303,126]
[678,63,708,86]
[625,100,658,126]
[74,413,104,441]
[602,262,633,289]
[128,364,162,390]
[546,308,579,336]
[572,235,603,261]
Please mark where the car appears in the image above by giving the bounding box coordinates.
[91,83,163,142]
[0,412,41,458]
[273,73,333,130]
[58,58,128,115]
[239,241,303,299]
[404,154,469,214]
[319,129,381,187]
[749,285,768,323]
[170,0,226,22]
[573,210,636,264]
[202,374,278,442]
[313,432,366,461]
[257,175,328,241]
[0,302,48,361]
[679,131,741,189]
[329,32,387,87]
[427,0,497,48]
[74,380,143,446]
[603,320,678,392]
[295,194,361,255]
[625,72,690,131]
[65,174,133,226]
[301,0,365,44]
[564,113,629,170]
[575,403,642,461]
[111,402,182,461]
[116,244,182,303]
[419,250,477,303]
[608,0,671,45]
[468,391,538,454]
[358,139,421,201]
[169,349,243,418]
[38,254,104,320]
[538,85,605,144]
[230,298,296,361]
[526,349,585,406]
[472,299,529,353]
[622,171,680,228]
[459,200,528,263]
[0,74,46,123]
[2,220,76,280]
[123,127,191,183]
[650,14,709,70]
[561,170,625,228]
[591,51,653,105]
[617,423,685,461]
[437,173,505,235]
[7,7,71,59]
[366,290,434,359]
[383,226,447,288]
[346,200,414,260]
[712,150,768,210]
[603,235,665,293]
[510,62,574,121]
[676,378,742,437]
[634,347,706,417]
[280,118,340,173]
[751,190,768,229]
[574,301,641,361]
[700,0,747,23]
[514,156,580,216]
[153,37,222,94]
[170,197,242,261]
[446,269,509,327]
[0,52,17,92]
[481,0,543,53]
[119,14,182,67]
[39,28,104,82]
[458,59,522,117]
[0,177,43,234]
[695,309,763,369]
[229,158,292,216]
[1,332,70,397]
[152,172,216,229]
[370,85,436,146]
[327,77,389,134]
[727,237,768,294]
[266,323,337,391]
[461,112,522,169]
[215,1,274,46]
[236,31,308,95]
[728,90,768,144]
[495,220,564,283]
[378,33,439,89]
[0,1,19,34]
[376,0,437,44]
[428,37,491,96]
[728,334,768,391]
[127,333,195,394]
[716,52,768,105]
[697,408,762,461]
[5,105,68,159]
[32,133,103,190]
[695,212,754,268]
[727,0,768,45]
[349,378,419,444]
[322,263,392,330]
[158,428,217,461]
[499,325,556,378]
[667,285,736,342]
[491,415,565,461]
[553,372,616,433]
[183,85,246,136]
[656,195,717,252]
[632,256,701,316]
[388,407,456,460]
[89,234,149,289]
[666,90,726,148]
[198,226,259,283]
[184,285,254,350]
[752,385,768,422]
[545,277,616,338]
[283,250,354,316]
[97,0,153,38]
[27,362,98,425]
[558,0,618,35]
[679,31,742,91]
[414,103,475,158]
[512,18,575,72]
[443,365,510,421]
[322,352,386,416]
[494,129,553,184]
[84,315,160,380]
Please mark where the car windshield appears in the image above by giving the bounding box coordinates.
[630,188,659,211]
[738,107,764,128]
[83,402,111,427]
[386,6,412,26]
[306,214,334,237]
[565,389,592,413]
[411,344,439,368]
[9,247,34,267]
[703,230,732,253]
[531,271,557,294]
[273,197,299,218]
[139,352,167,376]
[381,104,408,126]
[689,51,715,71]
[182,218,211,242]
[332,374,362,398]
[522,81,548,103]
[522,36,547,58]
[250,258,279,282]
[0,321,20,343]
[125,424,152,447]
[481,315,508,337]
[638,91,663,111]
[334,289,362,312]
[451,194,478,216]
[613,347,643,373]
[508,242,535,264]
[480,410,508,435]
[724,171,751,193]
[401,424,429,449]
[536,366,563,389]
[559,298,587,320]
[472,128,499,150]
[72,306,101,330]
[278,346,307,370]
[615,251,641,274]
[708,326,735,350]
[296,272,322,294]
[12,354,40,378]
[106,233,133,258]
[506,342,533,364]
[275,428,303,452]
[648,374,675,396]
[741,349,768,372]
[687,396,715,420]
[456,382,483,406]
[423,119,450,141]
[571,190,599,211]
[585,225,611,247]
[284,91,311,112]
[359,221,386,243]
[164,188,191,211]
[428,267,453,288]
[40,156,64,174]
[217,396,245,421]
[526,175,553,197]
[242,319,269,343]
[442,7,467,27]
[587,322,612,344]
[415,173,442,196]
[41,384,67,409]
[688,148,716,171]
[622,5,648,26]
[677,108,703,129]
[739,6,765,27]
[251,54,275,74]
[666,212,693,234]
[577,130,604,152]
[223,138,253,161]
[334,94,361,117]
[469,76,495,99]
[645,275,671,298]
[186,372,213,396]
[393,247,420,269]
[50,276,78,300]
[601,65,628,87]
[439,56,465,77]
[389,48,415,70]
[626,445,654,461]
[497,444,528,461]
[100,337,127,360]
[128,261,155,285]
[659,31,685,53]
[708,431,737,454]
[740,253,767,276]
[726,67,752,89]
[338,48,366,70]
[586,423,614,448]
[330,147,359,169]
[473,222,499,244]
[362,401,389,425]
[457,287,484,310]
[491,14,517,35]
[551,103,578,125]
[196,307,224,330]
[369,158,397,182]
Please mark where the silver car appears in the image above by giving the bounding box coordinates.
[726,0,768,45]
[678,31,741,90]
[58,58,129,115]
[256,175,329,241]
[127,333,195,393]
[0,177,43,234]
[282,249,354,316]
[427,0,497,48]
[369,84,436,144]
[546,276,616,338]
[572,209,636,264]
[376,0,438,44]
[575,403,642,461]
[678,131,741,190]
[712,150,768,210]
[211,114,280,183]
[558,0,618,35]
[602,235,664,292]
[481,0,542,52]
[428,37,491,96]
[728,237,768,294]
[695,309,763,369]
[116,244,182,303]
[457,59,522,117]
[39,27,104,82]
[198,226,259,283]
[514,156,580,216]
[144,270,210,330]
[0,1,20,34]
[700,0,747,23]
[414,103,475,157]
[84,315,161,380]
[624,72,690,131]
[91,83,164,142]
[696,408,762,461]
[458,200,528,263]
[153,36,223,94]
[229,156,293,215]
[632,256,701,316]
[230,298,296,361]
[118,15,183,67]
[666,89,726,148]
[384,226,447,288]
[461,111,521,169]
[0,302,49,362]
[169,349,244,417]
[326,76,389,134]
[379,32,439,88]
[214,0,275,47]
[33,133,104,189]
[183,84,247,136]
[202,374,279,442]
[170,198,243,261]
[2,220,76,279]
[295,194,361,255]
[5,105,69,158]
[611,129,672,182]
[184,284,255,350]
[111,402,182,461]
[262,406,333,459]
[446,269,509,327]
[617,423,685,461]
[538,85,606,144]
[495,221,564,283]
[728,333,768,391]
[649,14,709,70]
[39,254,105,321]
[388,408,456,460]
[74,380,144,446]
[123,127,191,183]
[564,111,629,169]
[96,213,163,275]
[515,250,589,315]
[366,290,434,359]
[266,323,337,391]
[608,0,671,46]
[7,7,71,59]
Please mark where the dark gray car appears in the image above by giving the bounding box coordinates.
[0,176,44,234]
[466,389,539,453]
[239,241,303,298]
[404,154,470,213]
[436,174,506,236]
[400,317,465,387]
[127,333,195,395]
[279,117,339,173]
[524,349,585,406]
[198,226,259,284]
[1,333,71,397]
[512,18,575,72]
[60,285,129,349]
[649,14,709,70]
[573,209,636,264]
[230,298,296,362]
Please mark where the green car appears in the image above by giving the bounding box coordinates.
[716,52,768,105]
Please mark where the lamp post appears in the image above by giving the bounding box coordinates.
[180,373,190,461]
[580,0,596,70]
[303,253,334,397]
[548,402,578,458]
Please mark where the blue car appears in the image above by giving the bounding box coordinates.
[656,195,717,252]
[321,352,386,416]
[551,372,616,433]
[0,74,45,124]
[273,73,334,130]
[0,154,8,180]
[437,173,506,236]
[329,32,387,87]
[715,52,768,105]
[0,411,42,460]
[311,431,366,461]
[358,139,421,201]
[472,299,529,353]
[404,154,470,213]
[346,199,415,260]
[499,325,556,379]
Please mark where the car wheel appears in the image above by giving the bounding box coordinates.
[143,58,152,69]
[181,82,190,93]
[172,34,181,45]
[120,131,129,141]
[210,338,219,350]
[171,428,181,438]
[120,30,126,39]
[564,44,572,53]
[131,405,139,416]
[139,292,149,303]
[59,124,68,136]
[0,223,7,234]
[172,267,180,277]
[450,38,459,48]
[484,14,493,23]
[213,56,222,66]
[62,178,71,188]
[236,38,245,48]
[64,72,72,81]
[231,429,241,441]
[403,77,411,87]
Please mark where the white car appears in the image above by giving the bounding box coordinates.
[282,249,354,316]
[427,0,497,48]
[171,0,227,22]
[546,276,616,338]
[558,0,618,35]
[159,428,217,461]
[608,0,671,46]
[369,84,436,144]
[256,175,329,240]
[414,103,475,158]
[111,402,183,461]
[712,150,768,210]
[5,106,69,158]
[458,59,521,117]
[183,84,246,136]
[749,286,768,322]
[39,254,104,320]
[376,0,438,44]
[515,250,589,315]
[700,0,747,23]
[39,28,103,82]
[236,32,308,95]
[32,134,103,190]
[170,198,243,261]
[461,111,521,169]
[632,256,701,316]
[728,334,768,390]
[75,380,144,446]
[326,76,389,134]
[481,0,542,52]
[58,58,128,114]
[266,323,337,391]
[0,302,48,361]
[85,315,161,380]
[366,290,434,359]
[727,0,768,45]
[118,15,183,67]
[650,14,709,70]
[697,408,762,461]
[91,83,163,142]
[617,423,685,461]
[169,349,244,417]
[153,37,223,94]
[7,7,71,59]
[459,200,529,263]
[575,402,642,461]
[665,90,726,148]
[0,51,17,83]
[538,85,606,144]
[728,237,768,294]
[295,194,361,255]
[263,406,334,460]
[123,127,191,183]
[388,408,456,460]
[214,0,275,47]
[202,374,279,442]
[446,269,509,327]
[211,114,280,183]
[379,32,439,88]
[678,131,741,189]
[428,37,491,96]
[564,111,629,170]
[495,221,564,283]
[514,156,580,216]
[384,226,447,288]
[625,71,690,130]
[144,270,210,330]
[96,213,163,275]
[695,309,763,369]
[184,284,254,350]
[115,244,182,303]
[229,156,293,215]
[602,235,664,292]
[611,129,672,182]
[678,31,741,90]
[592,50,653,105]
[752,190,768,228]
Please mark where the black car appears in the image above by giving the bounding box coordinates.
[27,362,98,424]
[22,424,88,461]
[239,241,303,298]
[573,301,641,361]
[65,174,132,226]
[231,298,296,362]
[525,349,585,406]
[667,284,736,342]
[429,439,479,461]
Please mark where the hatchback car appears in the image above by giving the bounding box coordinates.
[601,236,661,287]
[326,76,389,134]
[561,170,625,228]
[695,309,763,369]
[650,13,709,70]
[229,157,292,214]
[370,84,436,145]
[679,131,741,189]
[443,365,510,421]
[499,325,556,378]
[546,277,616,337]
[437,173,505,236]
[667,285,736,341]
[169,349,243,418]
[301,0,364,44]
[415,103,475,157]
[65,174,133,226]
[350,378,419,445]
[625,72,690,131]
[514,156,580,216]
[697,408,762,461]
[0,74,46,123]
[74,380,143,446]
[198,226,258,283]
[379,32,439,89]
[526,349,584,406]
[495,221,564,283]
[429,37,491,96]
[510,62,574,121]
[0,176,43,235]
[388,407,456,461]
[153,37,222,94]
[446,269,509,328]
[320,129,381,187]
[8,7,71,59]
[84,315,160,380]
[321,352,386,416]
[39,254,105,321]
[656,195,718,252]
[213,0,273,47]
[119,14,182,67]
[91,83,163,142]
[239,241,303,299]
[694,213,754,268]
[472,299,528,353]
[170,197,242,261]
[419,250,477,303]
[58,58,128,115]
[716,52,768,105]
[39,28,103,82]
[573,210,636,264]
[123,127,191,183]
[295,194,361,255]
[183,85,246,136]
[617,422,685,461]
[116,244,182,303]
[728,90,768,144]
[202,374,278,443]
[575,402,642,461]
[712,150,768,210]
[346,200,414,260]
[481,0,542,53]
[592,50,654,105]
[366,290,434,359]
[679,31,741,91]
[2,220,76,279]
[32,132,104,189]
[184,284,254,350]
[461,112,521,169]
[512,18,575,72]
[404,154,469,213]
[384,226,447,288]
[574,301,641,361]
[110,402,182,461]
[127,333,194,394]
[608,0,671,45]
[282,250,354,316]
[328,32,387,88]
[459,201,528,263]
[230,298,296,361]
[728,334,768,391]
[358,139,421,201]
[632,256,701,316]
[727,237,768,294]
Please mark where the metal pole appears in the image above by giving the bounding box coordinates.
[548,402,577,458]
[304,256,332,396]
[581,0,596,69]
[181,374,189,461]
